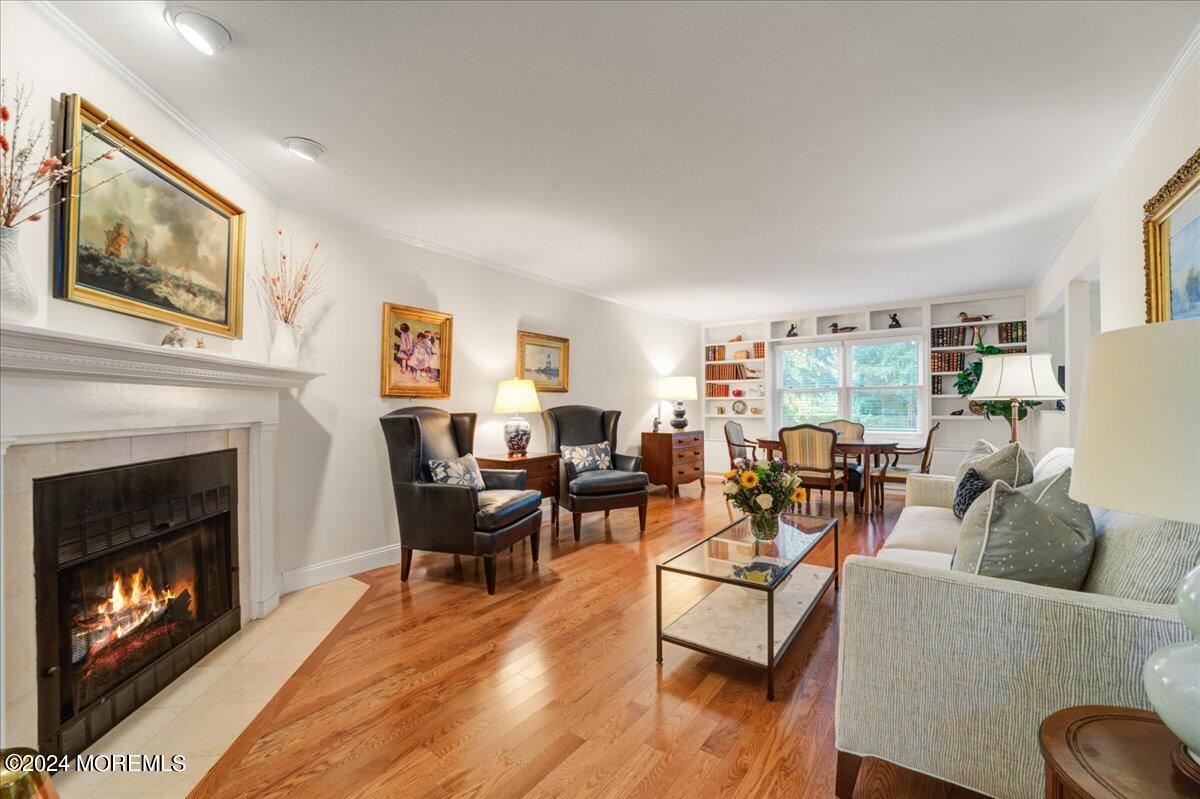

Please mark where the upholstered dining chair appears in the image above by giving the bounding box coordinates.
[724,420,759,468]
[779,424,849,514]
[870,422,940,506]
[380,407,544,594]
[819,419,866,511]
[542,405,649,540]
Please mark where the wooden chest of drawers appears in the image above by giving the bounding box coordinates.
[475,452,560,526]
[641,431,706,498]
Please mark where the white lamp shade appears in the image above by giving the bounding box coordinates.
[1070,318,1200,524]
[493,379,541,414]
[659,375,698,401]
[968,352,1067,401]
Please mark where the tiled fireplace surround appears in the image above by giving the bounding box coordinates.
[0,323,320,749]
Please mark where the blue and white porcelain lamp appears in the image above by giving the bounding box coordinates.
[493,378,541,457]
[1070,318,1200,779]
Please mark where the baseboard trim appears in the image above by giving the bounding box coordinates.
[281,542,404,595]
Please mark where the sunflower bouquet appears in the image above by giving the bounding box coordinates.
[722,459,806,537]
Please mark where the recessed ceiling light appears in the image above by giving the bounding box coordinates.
[164,7,231,56]
[282,137,326,162]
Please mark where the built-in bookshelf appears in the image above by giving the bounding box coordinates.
[699,290,1037,474]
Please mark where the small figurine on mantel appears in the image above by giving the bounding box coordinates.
[786,323,798,337]
[888,313,902,329]
[830,323,857,334]
[161,326,189,348]
[958,312,993,323]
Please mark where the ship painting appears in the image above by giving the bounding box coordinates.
[529,352,559,380]
[517,331,569,392]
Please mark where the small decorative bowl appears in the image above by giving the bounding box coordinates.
[731,559,790,598]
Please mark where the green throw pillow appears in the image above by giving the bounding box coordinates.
[952,468,1096,589]
[954,440,1033,492]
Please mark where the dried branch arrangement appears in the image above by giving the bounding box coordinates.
[255,229,329,324]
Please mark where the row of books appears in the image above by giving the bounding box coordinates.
[931,375,944,395]
[997,321,1027,344]
[931,351,966,373]
[704,363,754,381]
[705,383,732,398]
[930,326,966,347]
[704,341,766,361]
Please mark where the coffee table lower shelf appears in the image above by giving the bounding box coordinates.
[657,562,834,699]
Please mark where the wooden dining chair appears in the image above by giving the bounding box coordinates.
[871,422,940,506]
[724,420,759,468]
[819,419,866,510]
[779,424,849,514]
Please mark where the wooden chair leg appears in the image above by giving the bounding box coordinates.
[483,555,496,595]
[638,503,647,533]
[400,546,412,581]
[604,510,610,519]
[573,512,582,541]
[530,528,540,563]
[836,751,863,799]
[840,479,847,514]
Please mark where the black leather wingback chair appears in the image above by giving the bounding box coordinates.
[542,405,649,540]
[380,407,543,594]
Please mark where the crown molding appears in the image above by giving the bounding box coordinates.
[1031,21,1200,289]
[277,200,698,326]
[22,0,283,204]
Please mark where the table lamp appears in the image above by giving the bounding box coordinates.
[968,352,1065,442]
[1070,318,1200,783]
[659,375,698,430]
[493,378,541,457]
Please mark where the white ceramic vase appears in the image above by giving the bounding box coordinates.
[267,319,302,368]
[0,226,39,324]
[1143,564,1200,766]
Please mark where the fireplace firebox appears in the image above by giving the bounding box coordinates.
[34,450,240,756]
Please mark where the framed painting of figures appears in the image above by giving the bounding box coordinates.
[56,94,245,337]
[516,330,569,392]
[1144,147,1200,322]
[381,303,453,398]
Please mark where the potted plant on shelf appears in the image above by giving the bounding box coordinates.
[954,342,1041,421]
[254,229,328,367]
[722,459,806,540]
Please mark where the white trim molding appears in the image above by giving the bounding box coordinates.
[281,541,403,595]
[0,322,322,389]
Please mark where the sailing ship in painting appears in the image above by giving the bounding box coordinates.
[77,218,226,323]
[527,350,560,381]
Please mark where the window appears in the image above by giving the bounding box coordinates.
[776,337,921,433]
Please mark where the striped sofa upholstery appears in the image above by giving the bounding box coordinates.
[834,448,1199,799]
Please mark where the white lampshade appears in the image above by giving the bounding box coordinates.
[659,375,698,401]
[1070,318,1200,524]
[968,352,1067,401]
[493,378,541,414]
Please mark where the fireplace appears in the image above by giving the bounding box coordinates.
[34,450,241,756]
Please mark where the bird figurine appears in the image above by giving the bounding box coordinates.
[830,323,857,333]
[958,312,993,323]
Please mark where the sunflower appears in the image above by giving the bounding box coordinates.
[790,487,807,503]
[723,469,737,480]
[739,470,760,489]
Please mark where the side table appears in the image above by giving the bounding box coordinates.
[1039,705,1200,798]
[475,452,559,530]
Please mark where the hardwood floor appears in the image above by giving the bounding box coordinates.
[189,483,984,799]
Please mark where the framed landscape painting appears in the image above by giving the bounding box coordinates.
[517,330,569,392]
[381,303,453,398]
[56,95,245,337]
[1144,147,1200,323]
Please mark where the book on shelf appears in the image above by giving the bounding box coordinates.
[705,363,755,380]
[705,344,727,362]
[997,321,1027,344]
[931,326,966,347]
[705,383,731,398]
[930,351,965,373]
[931,375,943,395]
[753,341,765,358]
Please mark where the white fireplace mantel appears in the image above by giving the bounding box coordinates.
[0,322,323,389]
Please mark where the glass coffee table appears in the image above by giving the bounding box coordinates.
[655,513,838,700]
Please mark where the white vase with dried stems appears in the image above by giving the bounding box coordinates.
[255,229,328,367]
[0,78,124,323]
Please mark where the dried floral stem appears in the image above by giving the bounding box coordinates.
[254,230,329,325]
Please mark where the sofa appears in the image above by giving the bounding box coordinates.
[834,447,1198,799]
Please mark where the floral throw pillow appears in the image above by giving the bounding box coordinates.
[427,453,486,490]
[560,442,612,473]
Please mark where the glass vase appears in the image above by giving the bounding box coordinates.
[268,319,302,367]
[749,511,779,540]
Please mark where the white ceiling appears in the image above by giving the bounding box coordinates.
[52,1,1200,323]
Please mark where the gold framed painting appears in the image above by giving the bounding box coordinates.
[55,94,245,337]
[516,330,569,392]
[381,303,453,398]
[1144,147,1200,323]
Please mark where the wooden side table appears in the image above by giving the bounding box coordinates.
[1039,706,1200,798]
[640,431,705,497]
[475,452,559,529]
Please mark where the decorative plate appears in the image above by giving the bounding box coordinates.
[968,401,986,415]
[732,400,747,415]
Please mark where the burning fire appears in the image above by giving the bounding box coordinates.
[72,568,193,661]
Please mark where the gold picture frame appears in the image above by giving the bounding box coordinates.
[1144,147,1200,323]
[381,303,453,398]
[516,330,569,392]
[56,94,246,337]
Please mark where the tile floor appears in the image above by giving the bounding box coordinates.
[51,577,369,799]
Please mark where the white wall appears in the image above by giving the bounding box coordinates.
[273,208,699,579]
[1,4,699,589]
[1032,56,1200,330]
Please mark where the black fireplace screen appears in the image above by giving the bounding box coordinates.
[62,516,229,718]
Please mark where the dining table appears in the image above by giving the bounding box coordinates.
[755,437,899,517]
